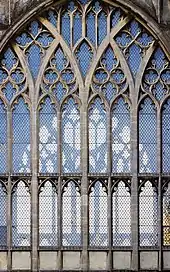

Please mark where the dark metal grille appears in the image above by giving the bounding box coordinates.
[39,97,58,173]
[0,100,7,173]
[139,97,157,173]
[39,180,58,246]
[12,97,30,173]
[162,99,170,173]
[89,98,107,173]
[75,41,93,77]
[62,98,80,173]
[62,180,81,246]
[112,180,131,246]
[139,180,158,246]
[0,183,7,247]
[12,181,31,247]
[112,97,130,173]
[89,180,108,246]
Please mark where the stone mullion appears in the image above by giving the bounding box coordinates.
[57,110,62,270]
[81,94,88,271]
[7,109,12,271]
[31,104,38,272]
[107,109,112,271]
[131,106,139,271]
[157,108,162,271]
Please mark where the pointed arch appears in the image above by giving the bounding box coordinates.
[88,96,107,173]
[62,180,81,246]
[111,96,131,173]
[138,96,157,173]
[12,180,31,247]
[12,96,31,173]
[139,180,158,246]
[38,95,58,173]
[39,180,58,246]
[0,99,7,173]
[161,98,170,173]
[112,180,131,246]
[61,96,80,173]
[89,179,108,246]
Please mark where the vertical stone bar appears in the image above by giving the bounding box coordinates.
[31,105,38,272]
[131,106,139,271]
[107,109,112,271]
[157,109,162,271]
[7,109,12,271]
[57,111,62,270]
[81,92,88,271]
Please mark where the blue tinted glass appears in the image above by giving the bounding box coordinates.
[75,41,93,76]
[62,98,80,173]
[98,11,107,45]
[61,12,71,45]
[0,100,7,173]
[73,12,82,45]
[112,98,130,173]
[86,12,95,45]
[0,183,7,247]
[27,44,41,79]
[12,97,30,173]
[139,98,157,173]
[39,97,57,173]
[162,99,170,172]
[89,98,107,173]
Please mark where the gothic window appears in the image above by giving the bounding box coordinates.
[112,180,131,246]
[89,180,108,246]
[12,180,31,247]
[139,180,158,246]
[89,98,107,173]
[139,98,157,173]
[0,0,170,269]
[39,180,58,246]
[62,180,81,246]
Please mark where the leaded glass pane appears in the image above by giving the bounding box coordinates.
[0,183,7,247]
[62,181,81,246]
[89,98,107,173]
[39,97,57,173]
[62,98,80,173]
[0,100,7,173]
[139,181,158,246]
[112,181,131,246]
[139,98,157,173]
[89,180,108,246]
[75,41,93,77]
[162,99,170,173]
[39,181,58,246]
[163,182,170,246]
[12,97,30,173]
[112,98,130,173]
[12,181,30,246]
